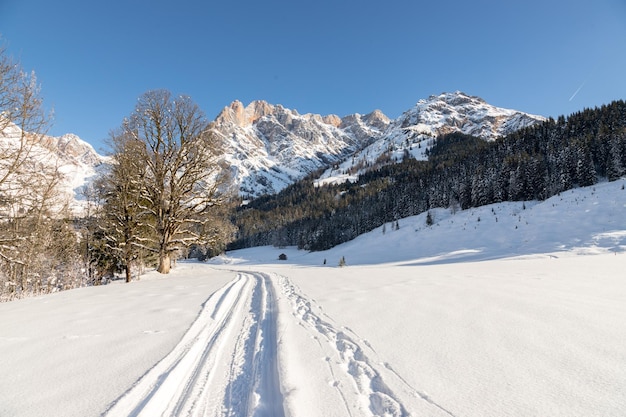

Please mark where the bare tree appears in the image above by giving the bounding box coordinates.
[0,43,82,299]
[186,201,237,260]
[110,90,229,274]
[96,131,153,282]
[0,43,48,177]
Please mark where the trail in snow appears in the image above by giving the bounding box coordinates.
[103,273,284,417]
[276,272,438,417]
[278,273,402,416]
[103,269,458,417]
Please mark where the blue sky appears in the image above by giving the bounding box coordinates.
[1,0,625,152]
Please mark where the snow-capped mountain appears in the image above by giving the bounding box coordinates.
[316,91,546,186]
[209,100,390,197]
[0,122,107,214]
[395,91,544,139]
[210,92,544,195]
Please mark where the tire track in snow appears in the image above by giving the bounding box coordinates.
[102,273,284,417]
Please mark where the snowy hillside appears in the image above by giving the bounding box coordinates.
[1,179,625,417]
[220,178,626,266]
[0,122,108,214]
[210,100,390,197]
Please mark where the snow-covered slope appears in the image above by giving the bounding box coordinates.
[1,180,625,417]
[0,123,107,214]
[210,100,389,197]
[316,91,545,186]
[218,178,626,266]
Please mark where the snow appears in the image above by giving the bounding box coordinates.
[0,266,234,417]
[313,172,359,187]
[1,180,626,416]
[314,91,545,188]
[213,100,387,197]
[0,122,107,215]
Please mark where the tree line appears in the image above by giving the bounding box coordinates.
[230,100,626,251]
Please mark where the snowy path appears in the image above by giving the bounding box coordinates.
[103,272,284,417]
[273,271,454,417]
[278,273,407,416]
[103,269,445,417]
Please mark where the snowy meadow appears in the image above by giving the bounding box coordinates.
[1,180,625,417]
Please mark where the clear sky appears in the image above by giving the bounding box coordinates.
[1,0,625,152]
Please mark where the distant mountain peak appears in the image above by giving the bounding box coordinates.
[215,99,277,127]
[209,99,391,197]
[422,91,486,106]
[208,93,546,197]
[362,109,390,129]
[0,122,107,215]
[313,92,546,188]
[398,91,544,140]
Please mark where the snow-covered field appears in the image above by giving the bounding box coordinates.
[1,180,625,417]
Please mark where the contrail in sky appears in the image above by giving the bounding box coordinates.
[569,81,586,102]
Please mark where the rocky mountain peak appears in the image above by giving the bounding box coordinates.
[38,133,103,166]
[322,114,342,127]
[215,99,277,127]
[362,109,390,130]
[0,122,107,215]
[209,93,546,197]
[423,91,486,107]
[398,90,545,140]
[209,99,391,197]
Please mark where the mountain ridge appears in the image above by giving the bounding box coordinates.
[0,91,546,205]
[213,91,545,196]
[209,98,392,196]
[0,122,108,214]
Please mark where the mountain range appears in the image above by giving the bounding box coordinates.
[0,91,545,207]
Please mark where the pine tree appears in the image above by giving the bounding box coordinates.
[426,211,433,226]
[606,136,624,181]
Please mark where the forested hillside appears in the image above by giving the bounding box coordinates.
[230,101,626,251]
